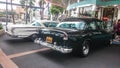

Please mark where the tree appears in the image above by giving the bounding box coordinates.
[0,24,3,30]
[20,0,35,8]
[19,0,35,23]
[45,0,65,8]
[50,5,64,14]
[46,0,74,18]
[0,12,4,17]
[38,0,46,20]
[50,5,64,20]
[46,0,74,9]
[11,0,15,24]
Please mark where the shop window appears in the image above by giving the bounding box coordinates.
[103,7,114,20]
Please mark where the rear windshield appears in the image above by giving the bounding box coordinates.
[57,22,85,30]
[43,22,58,27]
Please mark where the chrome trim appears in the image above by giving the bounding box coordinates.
[34,38,72,53]
[42,29,68,40]
[6,31,29,38]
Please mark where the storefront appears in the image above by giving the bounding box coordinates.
[68,4,97,18]
[67,0,120,22]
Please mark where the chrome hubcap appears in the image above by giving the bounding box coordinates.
[82,42,89,55]
[110,39,112,44]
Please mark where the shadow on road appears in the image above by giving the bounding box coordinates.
[0,34,33,44]
[5,38,32,44]
[36,45,110,64]
[37,49,76,63]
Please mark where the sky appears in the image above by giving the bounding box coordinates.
[0,0,40,10]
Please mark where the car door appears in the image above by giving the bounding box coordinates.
[96,20,112,43]
[87,20,103,45]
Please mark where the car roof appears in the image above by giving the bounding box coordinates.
[62,17,102,23]
[35,20,59,23]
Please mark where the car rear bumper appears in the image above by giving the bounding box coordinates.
[6,31,18,37]
[6,31,28,38]
[34,38,72,53]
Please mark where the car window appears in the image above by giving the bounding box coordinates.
[96,21,105,30]
[32,22,41,26]
[89,22,97,30]
[58,23,77,29]
[104,21,113,32]
[43,22,49,27]
[79,22,85,30]
[48,22,58,27]
[43,22,58,27]
[57,22,85,30]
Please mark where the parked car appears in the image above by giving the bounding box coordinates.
[34,18,113,57]
[0,22,13,32]
[6,20,59,40]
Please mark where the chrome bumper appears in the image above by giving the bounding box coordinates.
[34,38,72,53]
[6,32,18,38]
[6,31,29,38]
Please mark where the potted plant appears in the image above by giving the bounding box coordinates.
[0,24,2,29]
[0,24,4,35]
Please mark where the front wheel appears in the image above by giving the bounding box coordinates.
[80,41,90,57]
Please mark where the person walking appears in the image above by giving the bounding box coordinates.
[114,19,120,42]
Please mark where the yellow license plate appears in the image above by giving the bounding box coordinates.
[46,37,53,43]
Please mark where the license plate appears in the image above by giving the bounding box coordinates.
[46,37,53,43]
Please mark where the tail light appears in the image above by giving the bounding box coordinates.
[11,28,15,34]
[63,32,68,40]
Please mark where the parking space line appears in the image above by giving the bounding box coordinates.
[0,48,18,68]
[8,48,50,59]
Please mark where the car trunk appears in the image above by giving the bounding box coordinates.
[39,28,78,46]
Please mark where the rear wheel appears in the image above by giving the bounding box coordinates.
[105,39,112,47]
[74,40,90,57]
[31,34,38,41]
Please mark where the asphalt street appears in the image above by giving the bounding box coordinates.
[0,34,120,68]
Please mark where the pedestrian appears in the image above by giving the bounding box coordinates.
[102,17,109,29]
[114,19,120,42]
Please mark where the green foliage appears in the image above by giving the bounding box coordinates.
[39,0,46,6]
[50,5,64,15]
[0,24,2,29]
[29,0,35,8]
[20,0,35,8]
[52,0,62,4]
[0,12,4,17]
[3,11,16,15]
[20,0,25,8]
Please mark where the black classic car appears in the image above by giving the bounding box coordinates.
[34,18,113,57]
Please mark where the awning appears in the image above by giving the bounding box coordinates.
[67,0,120,10]
[96,0,120,6]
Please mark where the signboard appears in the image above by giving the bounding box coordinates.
[101,0,117,2]
[97,0,120,6]
[67,0,120,10]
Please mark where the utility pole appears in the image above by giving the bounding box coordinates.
[6,0,8,31]
[48,3,50,20]
[39,0,44,20]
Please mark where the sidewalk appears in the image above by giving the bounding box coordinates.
[112,39,120,45]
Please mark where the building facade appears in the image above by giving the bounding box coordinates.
[67,0,120,23]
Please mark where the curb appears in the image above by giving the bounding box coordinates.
[0,29,5,36]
